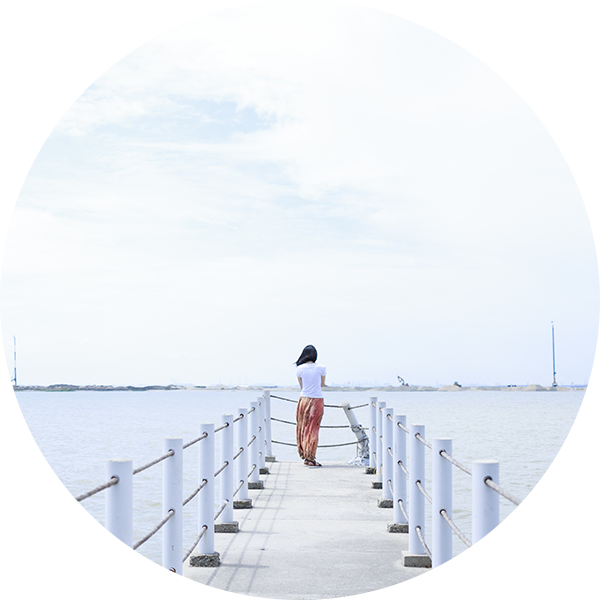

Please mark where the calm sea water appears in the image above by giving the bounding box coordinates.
[16,389,584,564]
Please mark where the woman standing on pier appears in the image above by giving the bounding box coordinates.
[295,345,326,467]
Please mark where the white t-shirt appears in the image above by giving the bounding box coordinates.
[296,362,326,398]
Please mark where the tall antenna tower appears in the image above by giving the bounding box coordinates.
[551,322,557,388]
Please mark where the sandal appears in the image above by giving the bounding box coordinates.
[305,460,322,467]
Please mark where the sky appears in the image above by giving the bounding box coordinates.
[1,1,597,387]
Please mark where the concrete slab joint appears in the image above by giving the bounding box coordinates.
[215,522,239,533]
[189,552,221,568]
[401,550,432,568]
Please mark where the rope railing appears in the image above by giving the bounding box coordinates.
[396,420,409,434]
[270,394,368,411]
[25,476,119,525]
[415,480,432,504]
[214,460,229,478]
[415,432,432,450]
[483,477,556,527]
[133,509,175,550]
[398,459,409,478]
[233,447,244,461]
[73,556,119,600]
[272,437,368,449]
[440,449,472,476]
[415,526,432,559]
[233,479,244,498]
[183,479,208,507]
[151,569,175,600]
[133,449,174,475]
[214,422,229,434]
[183,431,209,450]
[272,416,351,428]
[485,556,523,600]
[577,531,600,554]
[182,525,208,564]
[440,509,472,548]
[214,499,229,522]
[440,567,458,600]
[398,498,409,522]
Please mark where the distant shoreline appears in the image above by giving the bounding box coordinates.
[12,383,586,392]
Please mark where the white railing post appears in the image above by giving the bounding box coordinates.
[375,400,386,484]
[106,459,133,547]
[197,423,215,556]
[392,414,407,527]
[257,397,267,473]
[162,437,183,574]
[556,501,598,600]
[369,397,377,470]
[0,498,25,600]
[472,460,500,543]
[381,407,394,504]
[432,438,452,568]
[235,408,249,503]
[248,402,260,485]
[263,390,274,460]
[220,414,234,525]
[408,424,425,555]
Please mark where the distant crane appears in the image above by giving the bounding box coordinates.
[397,375,409,387]
[11,335,17,386]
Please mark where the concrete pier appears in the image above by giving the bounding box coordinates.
[184,460,426,598]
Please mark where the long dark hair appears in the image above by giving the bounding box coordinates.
[295,345,317,366]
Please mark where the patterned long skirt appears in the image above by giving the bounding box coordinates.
[296,396,324,462]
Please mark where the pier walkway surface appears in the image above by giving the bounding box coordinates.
[183,460,424,598]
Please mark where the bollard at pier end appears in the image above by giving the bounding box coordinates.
[0,498,25,600]
[432,438,452,568]
[391,414,407,529]
[368,397,377,471]
[408,424,425,555]
[472,460,500,543]
[380,407,394,505]
[234,407,251,507]
[197,423,215,556]
[556,501,598,600]
[106,459,133,547]
[162,437,183,574]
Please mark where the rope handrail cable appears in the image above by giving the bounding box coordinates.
[396,420,409,433]
[73,556,119,600]
[440,509,472,548]
[415,432,432,450]
[248,435,256,446]
[233,447,244,461]
[214,499,229,522]
[183,431,209,450]
[214,422,229,434]
[415,525,432,559]
[270,394,367,410]
[248,464,257,478]
[398,459,409,478]
[483,476,556,527]
[183,479,208,507]
[151,567,175,600]
[214,461,229,478]
[387,478,393,495]
[485,556,523,600]
[133,449,174,475]
[440,450,472,475]
[387,446,393,457]
[440,567,458,600]
[182,525,208,564]
[232,479,244,498]
[133,509,175,550]
[271,416,350,429]
[416,480,432,504]
[577,530,600,554]
[398,498,409,522]
[272,436,368,449]
[25,475,119,525]
[233,413,244,423]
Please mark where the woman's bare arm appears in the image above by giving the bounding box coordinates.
[321,375,326,387]
[297,377,303,389]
